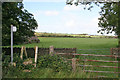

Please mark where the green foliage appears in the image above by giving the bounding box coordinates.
[2,52,34,77]
[98,3,119,35]
[2,52,11,68]
[66,1,119,35]
[97,2,120,46]
[2,52,117,78]
[37,54,72,72]
[2,2,38,46]
[2,49,118,78]
[66,1,120,46]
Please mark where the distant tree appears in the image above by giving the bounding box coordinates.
[66,0,120,46]
[2,2,38,46]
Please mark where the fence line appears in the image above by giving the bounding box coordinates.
[57,53,120,58]
[3,47,76,57]
[57,52,120,77]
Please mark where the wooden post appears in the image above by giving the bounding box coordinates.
[115,56,117,77]
[24,46,28,58]
[49,46,54,56]
[20,46,24,60]
[34,46,38,67]
[72,58,76,72]
[20,46,28,60]
[83,56,86,72]
[110,48,113,55]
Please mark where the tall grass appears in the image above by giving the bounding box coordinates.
[3,68,93,78]
[2,53,93,78]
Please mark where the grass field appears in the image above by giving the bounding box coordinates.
[3,37,119,78]
[15,37,118,49]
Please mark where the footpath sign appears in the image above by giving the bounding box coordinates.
[11,25,17,63]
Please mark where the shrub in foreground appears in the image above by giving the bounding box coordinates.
[37,54,72,72]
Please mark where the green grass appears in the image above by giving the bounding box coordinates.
[14,37,118,49]
[3,67,94,78]
[3,37,119,78]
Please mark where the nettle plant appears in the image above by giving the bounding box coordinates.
[37,54,72,72]
[2,52,34,70]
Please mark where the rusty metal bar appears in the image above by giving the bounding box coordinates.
[73,54,120,58]
[78,64,120,68]
[68,59,119,63]
[57,53,120,58]
[67,59,119,63]
[56,53,75,55]
[85,70,120,73]
[67,59,72,60]
[96,76,108,78]
[78,59,119,63]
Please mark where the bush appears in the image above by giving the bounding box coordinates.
[2,53,34,77]
[37,55,72,72]
[24,36,40,44]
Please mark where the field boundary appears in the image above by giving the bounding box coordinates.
[2,46,76,58]
[57,53,119,77]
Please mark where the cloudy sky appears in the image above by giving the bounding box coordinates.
[23,0,114,35]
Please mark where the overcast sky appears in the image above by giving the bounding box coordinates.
[23,0,115,35]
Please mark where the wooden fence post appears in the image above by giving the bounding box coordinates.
[20,46,28,60]
[49,46,54,56]
[72,58,76,72]
[34,46,38,67]
[83,56,86,72]
[110,48,113,55]
[20,46,24,60]
[23,46,28,58]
